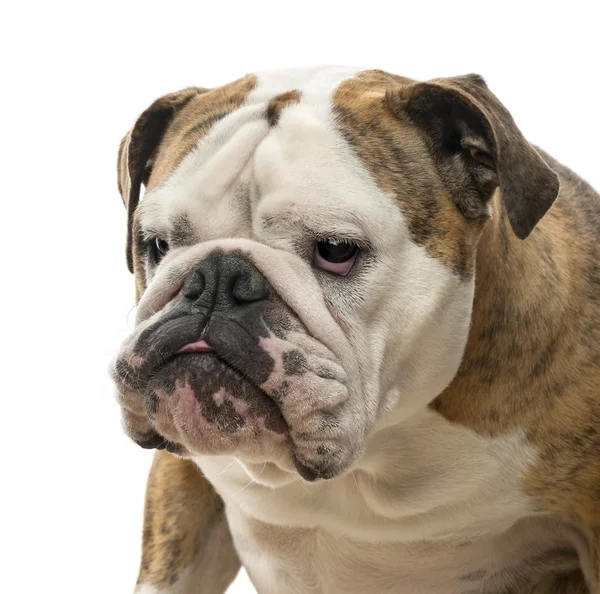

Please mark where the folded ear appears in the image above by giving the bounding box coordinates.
[117,87,208,272]
[386,74,560,239]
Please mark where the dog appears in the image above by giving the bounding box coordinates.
[111,67,600,593]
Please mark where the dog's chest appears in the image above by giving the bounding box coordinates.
[227,512,578,594]
[196,410,580,592]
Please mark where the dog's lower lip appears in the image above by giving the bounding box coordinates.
[177,338,213,353]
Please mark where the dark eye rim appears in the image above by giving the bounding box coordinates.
[147,237,170,265]
[316,239,359,264]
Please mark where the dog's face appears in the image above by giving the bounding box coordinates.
[111,68,558,481]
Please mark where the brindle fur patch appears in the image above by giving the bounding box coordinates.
[126,75,258,299]
[119,69,600,592]
[137,451,239,589]
[266,89,302,126]
[521,570,589,593]
[432,152,600,588]
[146,75,258,193]
[332,70,484,279]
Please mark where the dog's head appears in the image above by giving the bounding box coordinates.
[111,68,559,482]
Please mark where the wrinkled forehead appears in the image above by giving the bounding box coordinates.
[137,67,420,245]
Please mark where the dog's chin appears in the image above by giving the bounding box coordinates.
[136,352,360,482]
[145,352,291,458]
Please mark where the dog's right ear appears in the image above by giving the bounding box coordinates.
[117,88,208,273]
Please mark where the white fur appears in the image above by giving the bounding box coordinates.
[246,66,362,107]
[200,409,535,539]
[134,68,547,593]
[198,410,542,593]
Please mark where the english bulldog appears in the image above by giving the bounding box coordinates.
[111,67,600,594]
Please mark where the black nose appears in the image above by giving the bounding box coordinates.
[182,252,270,307]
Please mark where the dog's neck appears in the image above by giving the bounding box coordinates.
[431,189,573,435]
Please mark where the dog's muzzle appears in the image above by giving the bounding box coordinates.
[112,250,354,481]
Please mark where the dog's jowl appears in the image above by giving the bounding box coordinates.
[112,68,600,593]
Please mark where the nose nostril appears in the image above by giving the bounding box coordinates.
[182,253,270,307]
[183,271,206,301]
[231,273,270,304]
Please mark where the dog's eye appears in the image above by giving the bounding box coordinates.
[314,240,358,275]
[149,237,169,264]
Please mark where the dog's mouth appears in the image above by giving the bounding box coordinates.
[177,338,214,353]
[148,350,290,456]
[125,311,290,457]
[114,303,356,481]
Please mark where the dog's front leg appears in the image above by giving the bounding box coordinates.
[134,451,240,594]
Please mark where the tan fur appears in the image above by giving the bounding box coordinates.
[115,68,600,593]
[137,451,240,590]
[526,571,589,593]
[333,71,485,279]
[147,75,258,193]
[265,89,302,126]
[121,75,258,299]
[117,76,262,593]
[333,70,600,590]
[434,160,600,587]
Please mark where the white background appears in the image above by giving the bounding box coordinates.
[2,1,598,592]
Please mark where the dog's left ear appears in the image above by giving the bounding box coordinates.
[386,74,560,239]
[117,87,208,272]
